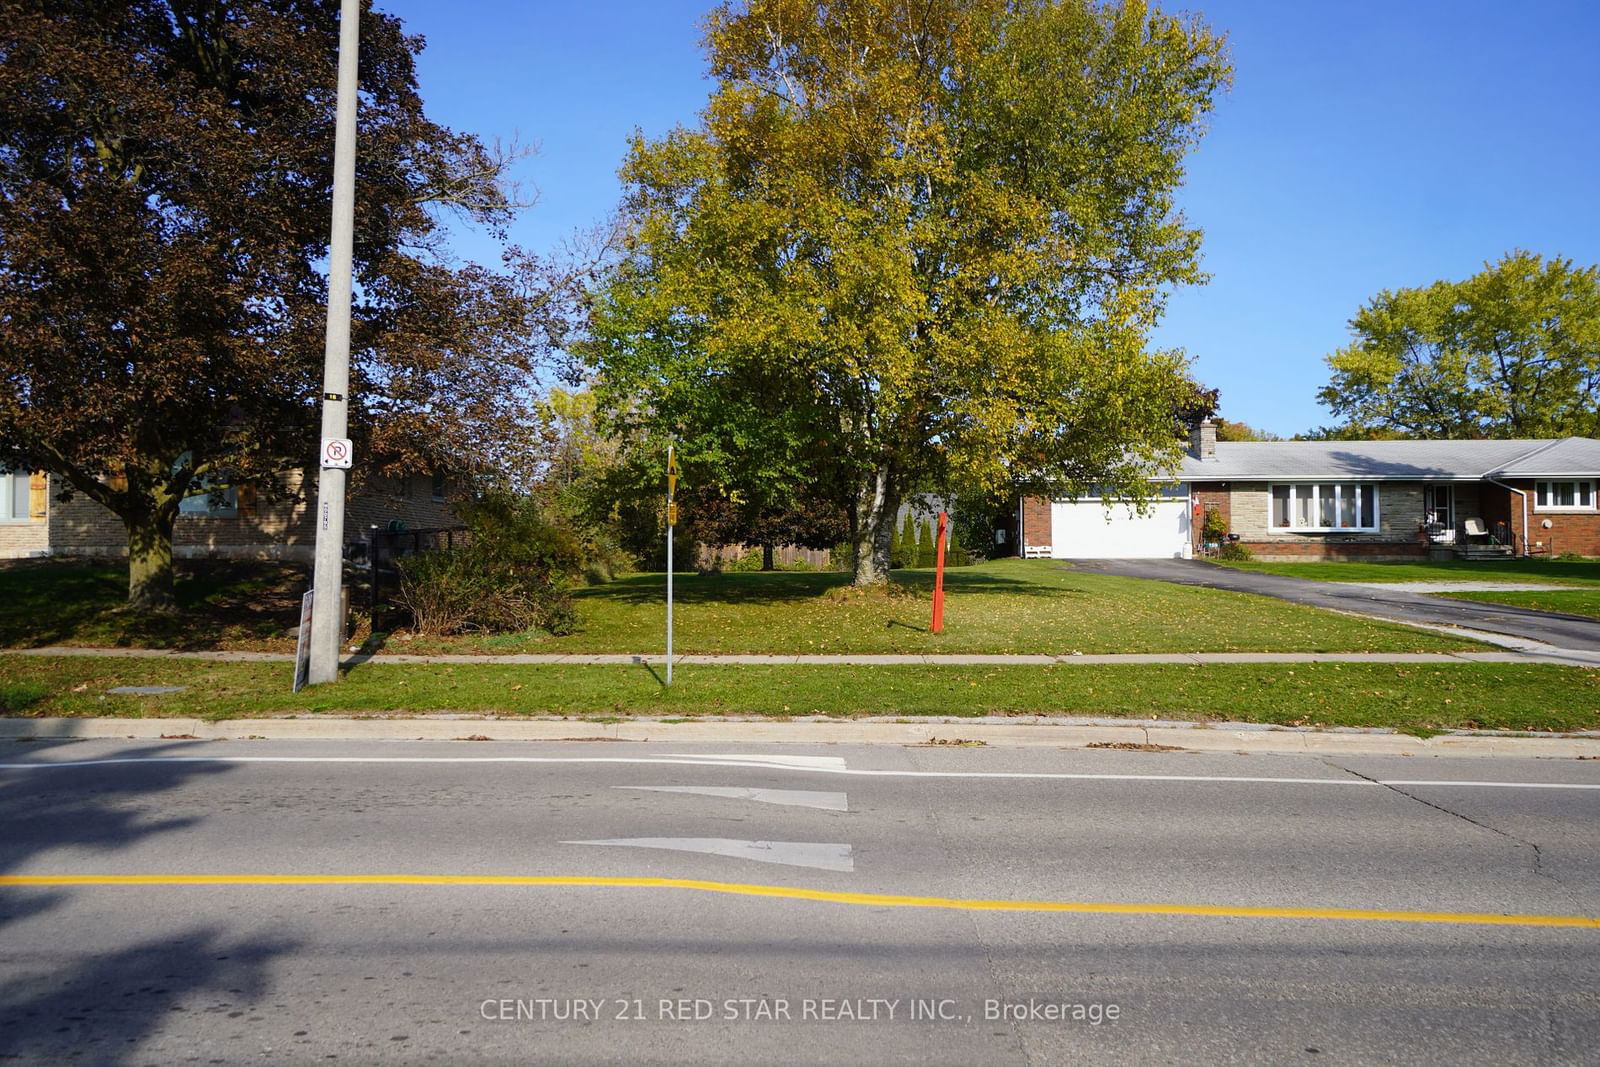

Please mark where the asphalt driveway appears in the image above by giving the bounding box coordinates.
[1070,559,1600,652]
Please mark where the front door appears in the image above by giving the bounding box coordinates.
[1425,485,1454,541]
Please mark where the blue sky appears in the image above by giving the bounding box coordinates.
[382,0,1600,437]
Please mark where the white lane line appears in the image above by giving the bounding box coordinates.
[618,786,849,811]
[674,753,848,769]
[562,838,854,872]
[0,756,1597,790]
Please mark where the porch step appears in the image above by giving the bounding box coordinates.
[1454,545,1515,560]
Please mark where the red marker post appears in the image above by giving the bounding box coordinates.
[931,511,949,634]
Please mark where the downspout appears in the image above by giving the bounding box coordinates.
[1017,498,1025,558]
[1484,478,1529,557]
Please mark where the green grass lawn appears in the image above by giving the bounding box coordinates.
[0,559,308,651]
[0,557,1475,655]
[3,655,1597,733]
[1212,557,1600,586]
[1438,589,1600,621]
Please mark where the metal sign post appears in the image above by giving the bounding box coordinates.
[292,591,315,692]
[665,444,677,685]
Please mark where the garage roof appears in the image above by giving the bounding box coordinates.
[1179,437,1600,481]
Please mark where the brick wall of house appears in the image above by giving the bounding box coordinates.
[1020,496,1052,555]
[1239,541,1427,561]
[40,470,460,562]
[1190,483,1230,547]
[1507,479,1600,556]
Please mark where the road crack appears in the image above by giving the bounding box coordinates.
[1322,759,1583,908]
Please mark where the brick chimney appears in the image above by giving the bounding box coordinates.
[1188,417,1217,460]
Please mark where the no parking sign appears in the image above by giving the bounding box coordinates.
[321,438,353,469]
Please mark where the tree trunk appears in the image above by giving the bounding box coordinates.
[761,544,775,571]
[851,464,899,586]
[126,509,178,613]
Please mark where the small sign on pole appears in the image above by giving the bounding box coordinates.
[292,590,315,692]
[931,511,949,634]
[320,437,353,469]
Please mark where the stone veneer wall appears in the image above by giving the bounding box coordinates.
[1228,481,1425,543]
[1226,480,1427,560]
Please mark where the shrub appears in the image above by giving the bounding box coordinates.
[891,511,917,569]
[916,519,936,567]
[1218,542,1253,561]
[395,491,583,636]
[1201,506,1228,543]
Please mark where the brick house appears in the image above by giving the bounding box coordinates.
[1016,422,1600,561]
[0,467,459,562]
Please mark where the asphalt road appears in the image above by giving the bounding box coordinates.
[2,738,1598,1065]
[1072,558,1600,651]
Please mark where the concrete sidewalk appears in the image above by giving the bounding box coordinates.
[5,644,1599,666]
[3,713,1598,758]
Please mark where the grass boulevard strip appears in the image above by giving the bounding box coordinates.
[1,874,1595,929]
[3,656,1599,734]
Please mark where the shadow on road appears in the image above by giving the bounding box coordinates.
[0,739,296,1064]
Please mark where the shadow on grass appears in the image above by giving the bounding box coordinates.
[0,739,295,1063]
[576,565,1064,608]
[0,560,310,651]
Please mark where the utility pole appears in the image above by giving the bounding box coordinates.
[307,0,361,686]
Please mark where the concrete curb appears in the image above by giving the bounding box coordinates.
[6,646,1598,667]
[3,715,1597,759]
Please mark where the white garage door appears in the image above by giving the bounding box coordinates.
[1050,498,1191,559]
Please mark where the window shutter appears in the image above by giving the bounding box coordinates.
[29,473,48,520]
[238,482,258,518]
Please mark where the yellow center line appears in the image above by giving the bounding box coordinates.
[1,875,1596,929]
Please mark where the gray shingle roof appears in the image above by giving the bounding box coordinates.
[1178,438,1600,481]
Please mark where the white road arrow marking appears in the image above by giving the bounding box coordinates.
[562,838,854,872]
[673,753,847,770]
[616,785,849,811]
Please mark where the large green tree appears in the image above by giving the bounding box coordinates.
[1318,251,1600,440]
[0,0,586,611]
[589,0,1230,584]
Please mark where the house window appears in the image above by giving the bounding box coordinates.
[431,472,446,502]
[179,485,238,517]
[0,469,33,523]
[1534,480,1595,511]
[1269,483,1379,531]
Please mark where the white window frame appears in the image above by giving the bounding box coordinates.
[1533,479,1596,513]
[0,469,35,524]
[1268,482,1380,532]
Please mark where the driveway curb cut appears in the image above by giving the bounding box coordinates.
[3,716,1598,759]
